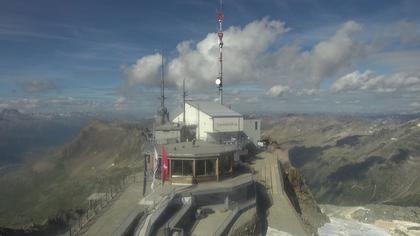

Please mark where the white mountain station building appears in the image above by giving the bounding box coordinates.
[172,101,261,146]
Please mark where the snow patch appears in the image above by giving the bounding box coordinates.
[266,227,293,236]
[318,217,390,236]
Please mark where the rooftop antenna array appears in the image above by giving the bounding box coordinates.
[215,0,224,105]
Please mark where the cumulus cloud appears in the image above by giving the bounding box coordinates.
[122,53,163,86]
[168,18,289,90]
[266,84,290,97]
[331,70,420,93]
[123,18,288,89]
[124,18,371,99]
[308,21,365,87]
[330,70,374,92]
[17,79,59,93]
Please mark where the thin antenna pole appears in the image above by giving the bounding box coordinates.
[183,78,186,124]
[217,0,224,105]
[161,53,165,112]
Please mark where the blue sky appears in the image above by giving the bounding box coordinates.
[1,0,420,116]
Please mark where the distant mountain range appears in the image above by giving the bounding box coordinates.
[263,115,420,207]
[0,109,88,166]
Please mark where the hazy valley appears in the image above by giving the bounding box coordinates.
[0,117,146,234]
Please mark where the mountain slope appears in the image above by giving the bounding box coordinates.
[0,120,146,230]
[263,115,420,206]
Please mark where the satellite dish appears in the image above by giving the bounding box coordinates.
[215,78,221,85]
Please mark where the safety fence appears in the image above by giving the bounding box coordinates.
[60,173,142,236]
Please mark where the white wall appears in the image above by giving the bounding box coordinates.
[197,111,212,140]
[172,104,213,141]
[173,103,198,125]
[243,119,261,145]
[173,103,246,142]
[213,117,243,132]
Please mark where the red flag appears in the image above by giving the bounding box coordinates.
[161,145,169,184]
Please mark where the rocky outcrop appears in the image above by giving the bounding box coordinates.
[282,161,329,235]
[228,207,260,236]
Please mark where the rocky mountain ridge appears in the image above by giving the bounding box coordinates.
[263,115,420,206]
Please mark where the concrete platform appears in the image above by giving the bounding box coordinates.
[252,151,309,236]
[192,205,232,236]
[82,179,144,236]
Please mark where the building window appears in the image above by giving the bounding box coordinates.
[183,160,193,176]
[221,155,232,174]
[172,160,182,176]
[171,160,193,176]
[206,159,215,175]
[255,121,258,130]
[196,160,205,176]
[196,159,216,176]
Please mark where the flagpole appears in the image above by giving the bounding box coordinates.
[143,153,147,196]
[161,145,168,187]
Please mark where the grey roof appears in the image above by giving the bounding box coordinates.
[187,101,242,117]
[158,141,237,159]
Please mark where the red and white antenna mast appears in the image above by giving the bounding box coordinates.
[215,0,224,105]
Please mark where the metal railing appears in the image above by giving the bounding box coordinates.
[60,174,142,236]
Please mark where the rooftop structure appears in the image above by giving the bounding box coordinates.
[172,100,260,145]
[188,101,241,117]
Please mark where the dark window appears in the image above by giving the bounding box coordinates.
[195,159,216,176]
[171,160,193,176]
[206,159,216,175]
[172,160,182,176]
[255,121,258,130]
[183,160,193,176]
[196,160,205,176]
[221,155,232,174]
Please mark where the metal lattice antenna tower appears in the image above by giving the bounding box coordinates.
[159,52,169,125]
[216,0,224,105]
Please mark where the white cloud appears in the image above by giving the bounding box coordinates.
[266,84,291,97]
[296,88,318,96]
[331,70,420,93]
[309,21,366,87]
[123,53,162,86]
[410,102,420,107]
[124,19,370,95]
[167,18,288,88]
[330,70,374,92]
